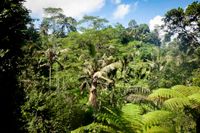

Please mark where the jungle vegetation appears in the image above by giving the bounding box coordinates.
[0,0,200,132]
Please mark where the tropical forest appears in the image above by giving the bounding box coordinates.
[1,0,200,132]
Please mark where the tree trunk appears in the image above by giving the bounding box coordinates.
[88,77,98,108]
[89,87,97,108]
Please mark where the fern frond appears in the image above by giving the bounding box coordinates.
[148,88,184,102]
[163,97,190,110]
[96,106,131,132]
[95,105,143,133]
[126,94,148,103]
[71,122,116,133]
[122,103,142,121]
[122,104,143,132]
[142,110,174,128]
[171,85,188,95]
[172,85,200,96]
[96,106,120,125]
[145,126,174,133]
[126,94,156,108]
[187,86,200,94]
[188,93,200,105]
[124,86,151,95]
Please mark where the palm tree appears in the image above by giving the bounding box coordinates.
[80,60,122,108]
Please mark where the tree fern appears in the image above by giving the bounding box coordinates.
[147,85,200,132]
[149,85,200,110]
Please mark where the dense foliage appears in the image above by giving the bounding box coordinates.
[0,0,31,131]
[0,1,200,132]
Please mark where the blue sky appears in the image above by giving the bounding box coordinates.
[24,0,199,28]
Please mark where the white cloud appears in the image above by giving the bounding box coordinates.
[112,0,121,5]
[149,15,166,40]
[113,4,131,19]
[24,0,105,19]
[149,15,164,31]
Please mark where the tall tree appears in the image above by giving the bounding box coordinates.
[0,0,30,131]
[40,7,77,37]
[126,21,161,45]
[128,19,138,29]
[78,15,108,31]
[163,1,200,54]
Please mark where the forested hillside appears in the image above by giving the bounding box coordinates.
[0,0,200,132]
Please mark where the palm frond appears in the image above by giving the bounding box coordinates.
[100,61,121,75]
[92,61,122,84]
